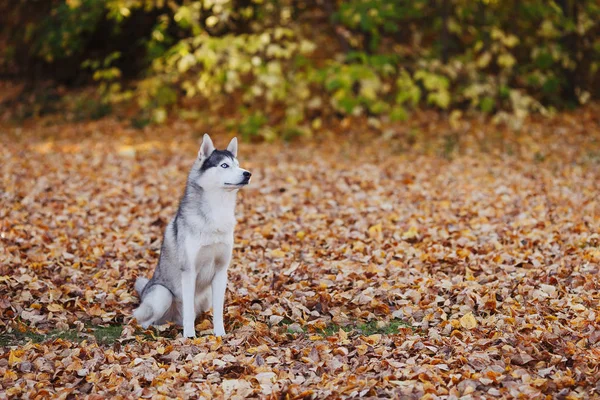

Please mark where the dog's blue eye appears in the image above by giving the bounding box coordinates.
[220,163,229,168]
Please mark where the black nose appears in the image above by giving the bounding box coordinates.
[243,171,251,178]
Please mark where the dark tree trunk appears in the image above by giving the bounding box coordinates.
[557,0,579,104]
[441,0,449,63]
[478,0,488,52]
[322,0,350,53]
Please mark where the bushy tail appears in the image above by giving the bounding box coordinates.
[132,284,173,329]
[135,277,149,296]
[133,303,153,326]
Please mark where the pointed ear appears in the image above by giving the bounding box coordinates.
[199,133,215,159]
[227,137,238,157]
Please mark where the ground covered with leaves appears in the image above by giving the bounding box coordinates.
[1,107,600,399]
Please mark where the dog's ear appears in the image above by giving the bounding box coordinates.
[227,137,238,157]
[199,133,215,159]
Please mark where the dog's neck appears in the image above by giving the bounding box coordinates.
[200,190,238,234]
[202,189,238,214]
[183,181,237,224]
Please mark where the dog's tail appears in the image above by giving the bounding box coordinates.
[132,284,172,329]
[135,277,149,296]
[133,303,153,325]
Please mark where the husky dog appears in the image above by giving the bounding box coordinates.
[133,134,251,337]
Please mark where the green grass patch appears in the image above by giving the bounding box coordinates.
[0,325,124,347]
[92,325,124,345]
[0,328,80,346]
[277,318,413,337]
[319,319,412,337]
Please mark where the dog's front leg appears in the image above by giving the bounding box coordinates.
[181,269,197,338]
[211,267,228,337]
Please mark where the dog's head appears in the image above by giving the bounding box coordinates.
[193,133,251,191]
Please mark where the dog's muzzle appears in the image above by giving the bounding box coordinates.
[226,171,251,187]
[240,171,252,185]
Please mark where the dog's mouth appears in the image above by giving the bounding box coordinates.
[225,179,250,187]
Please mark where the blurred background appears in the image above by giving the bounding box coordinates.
[0,0,598,139]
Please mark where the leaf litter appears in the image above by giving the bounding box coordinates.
[1,106,600,398]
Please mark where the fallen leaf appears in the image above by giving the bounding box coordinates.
[460,313,478,330]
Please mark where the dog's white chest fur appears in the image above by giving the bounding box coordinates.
[185,232,233,285]
[184,192,236,290]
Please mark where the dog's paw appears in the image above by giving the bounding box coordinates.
[213,327,226,337]
[140,321,151,329]
[183,328,196,338]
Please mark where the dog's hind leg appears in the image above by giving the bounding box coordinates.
[133,285,172,328]
[195,286,212,314]
[135,277,149,296]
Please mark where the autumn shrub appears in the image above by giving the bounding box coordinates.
[1,0,598,135]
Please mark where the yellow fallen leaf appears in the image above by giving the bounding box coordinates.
[4,370,18,381]
[365,334,382,344]
[465,267,475,281]
[356,344,369,355]
[353,241,365,252]
[368,223,382,239]
[402,226,419,240]
[246,344,269,354]
[457,248,471,259]
[296,231,306,240]
[460,313,478,330]
[47,304,64,312]
[197,319,212,331]
[270,249,286,258]
[531,378,548,387]
[8,350,23,367]
[117,145,136,157]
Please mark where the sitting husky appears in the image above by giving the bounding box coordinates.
[133,134,251,337]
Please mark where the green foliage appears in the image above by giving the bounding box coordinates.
[335,0,427,51]
[1,0,599,136]
[237,110,269,142]
[414,70,451,110]
[31,0,106,62]
[318,61,388,115]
